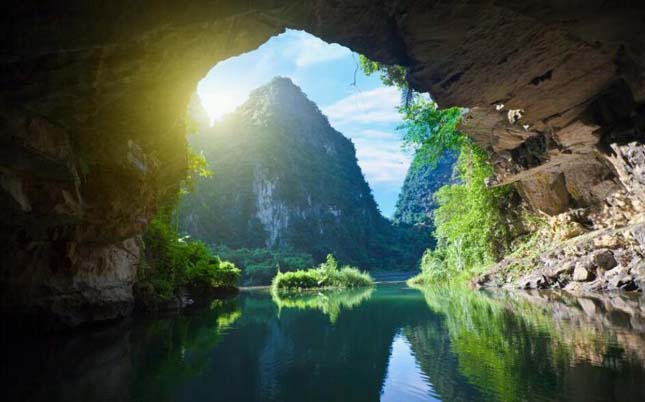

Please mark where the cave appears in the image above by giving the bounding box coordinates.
[2,1,645,328]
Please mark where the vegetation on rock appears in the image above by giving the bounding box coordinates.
[393,151,456,227]
[139,206,240,307]
[271,254,374,292]
[408,141,521,286]
[360,58,525,286]
[137,96,240,307]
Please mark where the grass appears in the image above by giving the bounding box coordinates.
[406,248,488,287]
[271,254,374,292]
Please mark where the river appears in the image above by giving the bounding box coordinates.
[3,283,645,402]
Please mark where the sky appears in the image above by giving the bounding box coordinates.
[197,29,412,218]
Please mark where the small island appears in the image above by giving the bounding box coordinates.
[271,254,374,292]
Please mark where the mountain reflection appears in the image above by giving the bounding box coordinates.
[2,285,644,402]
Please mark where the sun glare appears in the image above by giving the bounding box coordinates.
[199,90,248,124]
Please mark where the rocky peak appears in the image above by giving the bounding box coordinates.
[238,77,332,132]
[216,76,351,158]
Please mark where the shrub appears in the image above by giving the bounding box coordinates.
[408,143,519,286]
[360,54,530,286]
[212,246,314,286]
[141,210,240,303]
[271,254,373,292]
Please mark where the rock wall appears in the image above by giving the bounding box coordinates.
[2,1,645,325]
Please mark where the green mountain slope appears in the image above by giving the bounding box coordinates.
[393,151,457,227]
[179,77,427,272]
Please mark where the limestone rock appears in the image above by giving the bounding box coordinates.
[592,250,618,270]
[519,274,549,290]
[548,261,575,279]
[573,265,593,282]
[516,172,571,216]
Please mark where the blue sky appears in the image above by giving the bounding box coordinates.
[197,29,412,218]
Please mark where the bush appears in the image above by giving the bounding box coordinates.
[407,249,450,286]
[212,246,314,286]
[271,254,374,292]
[408,143,519,286]
[141,211,240,303]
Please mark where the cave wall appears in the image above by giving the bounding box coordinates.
[2,1,645,326]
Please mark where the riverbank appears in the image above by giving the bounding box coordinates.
[475,220,645,294]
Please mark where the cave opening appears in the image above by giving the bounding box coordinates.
[3,3,645,402]
[1,1,645,331]
[170,29,440,291]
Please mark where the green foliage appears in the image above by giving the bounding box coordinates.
[393,150,456,227]
[407,249,450,286]
[141,209,240,303]
[359,55,463,167]
[434,144,514,267]
[271,254,374,292]
[212,246,314,286]
[409,141,517,285]
[139,93,236,304]
[182,94,213,194]
[351,81,517,285]
[358,54,408,89]
[271,286,373,323]
[181,150,212,195]
[398,97,464,168]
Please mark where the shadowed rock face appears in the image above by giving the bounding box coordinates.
[2,1,645,326]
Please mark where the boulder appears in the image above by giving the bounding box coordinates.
[592,250,618,270]
[548,261,575,279]
[573,265,593,282]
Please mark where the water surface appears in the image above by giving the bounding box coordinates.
[3,284,645,402]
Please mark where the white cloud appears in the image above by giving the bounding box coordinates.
[197,30,354,122]
[287,34,350,67]
[352,139,412,184]
[352,129,399,141]
[322,87,402,125]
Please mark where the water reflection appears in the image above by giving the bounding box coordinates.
[271,286,374,323]
[381,333,438,402]
[1,285,644,402]
[414,286,645,402]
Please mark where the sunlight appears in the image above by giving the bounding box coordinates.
[197,29,352,124]
[199,90,248,124]
[195,29,410,216]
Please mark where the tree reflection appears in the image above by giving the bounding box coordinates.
[271,286,373,323]
[411,286,645,402]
